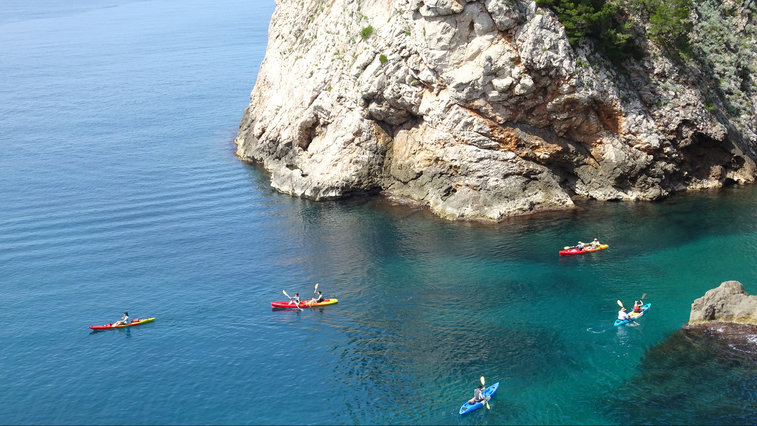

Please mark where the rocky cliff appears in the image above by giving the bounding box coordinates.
[235,0,757,221]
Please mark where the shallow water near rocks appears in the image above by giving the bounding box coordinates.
[2,1,757,424]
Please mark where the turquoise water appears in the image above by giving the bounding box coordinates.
[2,1,757,424]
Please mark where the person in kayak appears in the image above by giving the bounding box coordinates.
[289,292,301,306]
[468,384,486,404]
[112,312,129,327]
[310,290,324,305]
[618,307,631,322]
[592,238,600,247]
[576,241,585,250]
[633,300,643,313]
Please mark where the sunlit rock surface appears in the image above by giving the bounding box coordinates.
[689,280,757,325]
[236,0,757,221]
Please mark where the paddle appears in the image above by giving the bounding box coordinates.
[282,290,302,311]
[303,283,319,307]
[480,376,490,410]
[640,293,646,304]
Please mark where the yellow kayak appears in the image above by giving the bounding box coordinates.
[89,317,155,330]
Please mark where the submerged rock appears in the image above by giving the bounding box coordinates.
[602,325,757,425]
[236,0,757,221]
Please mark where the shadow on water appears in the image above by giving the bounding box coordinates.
[601,325,757,425]
[89,327,132,337]
[270,307,335,313]
[245,165,757,266]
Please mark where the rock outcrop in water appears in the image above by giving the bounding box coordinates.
[689,280,757,325]
[235,0,757,221]
[605,280,757,423]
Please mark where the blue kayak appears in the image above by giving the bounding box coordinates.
[614,303,651,326]
[459,382,499,415]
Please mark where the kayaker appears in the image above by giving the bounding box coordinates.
[577,241,585,250]
[592,238,600,247]
[468,384,486,404]
[633,300,642,313]
[289,292,301,306]
[311,290,324,305]
[112,312,129,327]
[618,307,631,321]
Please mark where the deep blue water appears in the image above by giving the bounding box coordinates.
[2,1,757,424]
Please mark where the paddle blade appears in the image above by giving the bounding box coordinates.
[480,376,489,409]
[641,293,646,300]
[283,290,290,298]
[314,283,319,292]
[616,300,624,308]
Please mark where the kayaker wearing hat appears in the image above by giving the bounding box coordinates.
[618,307,631,321]
[592,238,600,247]
[576,241,585,250]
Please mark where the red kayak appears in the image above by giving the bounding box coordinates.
[559,244,609,256]
[271,298,338,309]
[89,317,155,330]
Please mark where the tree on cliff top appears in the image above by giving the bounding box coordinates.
[536,0,696,62]
[645,0,694,54]
[536,0,640,62]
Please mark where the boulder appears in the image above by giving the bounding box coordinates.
[689,281,757,325]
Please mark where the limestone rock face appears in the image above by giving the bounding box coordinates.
[235,0,757,221]
[689,281,757,325]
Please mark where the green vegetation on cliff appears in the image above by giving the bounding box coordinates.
[538,0,756,118]
[535,0,639,61]
[691,0,756,116]
[533,0,701,61]
[645,0,694,51]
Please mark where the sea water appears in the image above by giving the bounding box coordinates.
[1,0,757,424]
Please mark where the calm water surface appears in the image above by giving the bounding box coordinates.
[2,1,757,424]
